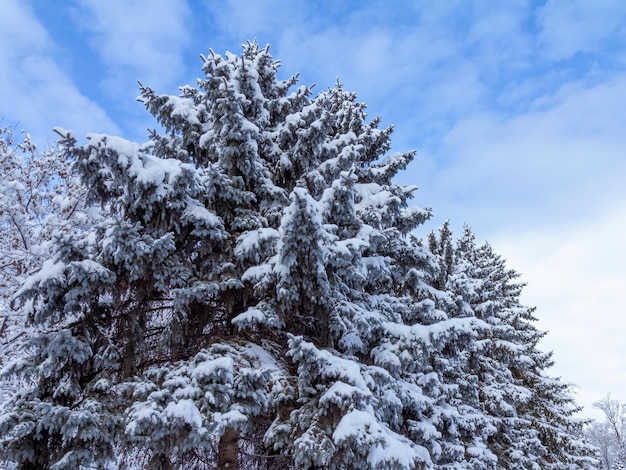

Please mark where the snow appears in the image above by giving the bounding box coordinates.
[332,409,430,468]
[166,95,201,126]
[371,347,402,372]
[7,180,26,191]
[234,227,279,257]
[338,332,365,352]
[231,307,265,327]
[368,152,405,175]
[354,182,398,211]
[15,258,66,296]
[182,202,222,228]
[362,255,391,272]
[164,399,203,428]
[402,206,430,219]
[86,133,138,161]
[332,408,376,443]
[334,238,368,257]
[173,384,201,400]
[68,259,112,282]
[296,340,368,391]
[241,259,275,282]
[85,133,184,194]
[213,409,247,427]
[241,343,283,373]
[319,381,367,409]
[132,153,183,189]
[383,317,488,346]
[192,356,234,383]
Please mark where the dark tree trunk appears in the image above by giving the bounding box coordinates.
[218,426,240,469]
[148,453,173,470]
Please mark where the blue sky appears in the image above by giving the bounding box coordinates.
[2,0,626,419]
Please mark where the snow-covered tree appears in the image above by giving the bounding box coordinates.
[440,224,597,469]
[0,126,95,410]
[0,42,597,470]
[587,395,626,469]
[0,126,90,318]
[586,420,616,470]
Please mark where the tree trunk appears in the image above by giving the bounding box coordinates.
[148,453,173,470]
[217,426,239,469]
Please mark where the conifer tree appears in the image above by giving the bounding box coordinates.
[0,42,597,470]
[450,225,597,469]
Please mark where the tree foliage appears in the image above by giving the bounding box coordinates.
[0,42,597,469]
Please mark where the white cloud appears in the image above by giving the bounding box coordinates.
[0,0,119,143]
[211,0,307,39]
[536,0,626,60]
[72,0,192,96]
[0,0,49,48]
[261,4,487,151]
[422,73,626,234]
[491,203,626,419]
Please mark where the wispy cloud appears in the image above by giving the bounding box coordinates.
[536,0,626,60]
[59,0,195,141]
[71,0,193,96]
[0,0,118,142]
[207,1,492,150]
[426,72,626,233]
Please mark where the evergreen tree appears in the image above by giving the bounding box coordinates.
[449,225,597,469]
[0,42,597,469]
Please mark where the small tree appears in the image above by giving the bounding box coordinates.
[586,419,617,470]
[590,395,626,469]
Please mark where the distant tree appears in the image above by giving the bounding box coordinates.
[587,419,616,469]
[587,395,626,469]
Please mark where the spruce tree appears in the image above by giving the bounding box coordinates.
[0,41,597,469]
[450,225,597,469]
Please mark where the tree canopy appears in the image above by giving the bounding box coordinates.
[0,41,598,469]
